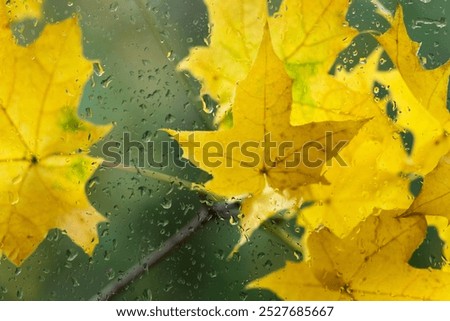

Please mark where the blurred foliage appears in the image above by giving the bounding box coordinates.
[0,0,448,300]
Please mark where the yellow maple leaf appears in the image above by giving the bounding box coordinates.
[376,6,450,126]
[269,0,360,125]
[298,118,412,237]
[372,6,450,273]
[170,28,362,198]
[299,40,449,236]
[249,212,450,300]
[337,47,449,175]
[169,27,362,244]
[0,17,111,265]
[178,0,268,124]
[326,7,450,175]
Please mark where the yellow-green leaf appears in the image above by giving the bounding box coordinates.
[0,17,111,265]
[269,0,359,125]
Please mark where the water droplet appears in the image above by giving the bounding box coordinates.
[12,175,22,185]
[66,249,79,262]
[162,283,172,292]
[420,56,427,66]
[263,260,273,268]
[141,130,152,142]
[109,2,119,12]
[71,277,80,287]
[165,114,176,123]
[88,176,99,189]
[9,192,19,205]
[207,270,217,278]
[214,249,224,260]
[101,75,113,88]
[93,62,104,76]
[201,96,215,114]
[161,198,172,209]
[229,216,238,225]
[413,17,446,29]
[106,268,115,280]
[142,289,152,300]
[294,250,302,260]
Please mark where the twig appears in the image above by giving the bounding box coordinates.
[91,204,212,301]
[90,200,240,301]
[102,161,204,191]
[101,161,224,202]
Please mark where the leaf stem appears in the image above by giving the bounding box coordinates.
[101,161,228,204]
[90,204,212,301]
[102,161,207,193]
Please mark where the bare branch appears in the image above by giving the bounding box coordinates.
[90,204,212,301]
[90,200,239,301]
